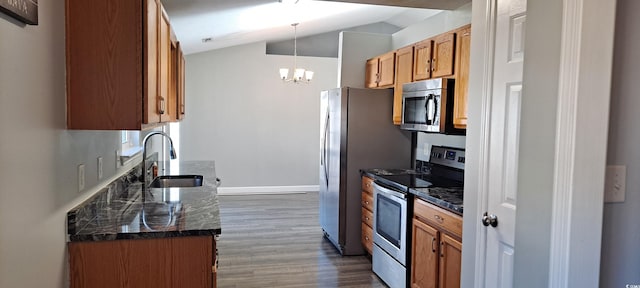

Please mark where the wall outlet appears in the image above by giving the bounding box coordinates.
[97,157,103,180]
[423,142,431,156]
[604,165,626,203]
[78,164,85,192]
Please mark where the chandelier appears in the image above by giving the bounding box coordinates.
[279,23,314,83]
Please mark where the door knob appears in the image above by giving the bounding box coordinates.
[481,212,498,227]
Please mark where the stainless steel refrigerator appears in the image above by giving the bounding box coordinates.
[319,87,411,256]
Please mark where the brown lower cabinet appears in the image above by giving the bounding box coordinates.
[361,175,375,254]
[69,236,216,288]
[411,198,462,288]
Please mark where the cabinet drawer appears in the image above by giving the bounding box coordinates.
[362,207,374,228]
[362,224,373,254]
[362,192,374,211]
[414,198,462,239]
[362,176,374,194]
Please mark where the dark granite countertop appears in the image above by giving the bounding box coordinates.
[67,161,221,242]
[361,168,463,216]
[408,187,463,215]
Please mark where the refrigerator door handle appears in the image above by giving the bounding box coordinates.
[322,111,330,186]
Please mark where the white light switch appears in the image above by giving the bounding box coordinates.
[97,157,103,180]
[78,164,85,192]
[604,165,626,203]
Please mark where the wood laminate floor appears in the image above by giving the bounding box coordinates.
[217,192,387,288]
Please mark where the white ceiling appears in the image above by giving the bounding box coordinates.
[161,0,444,55]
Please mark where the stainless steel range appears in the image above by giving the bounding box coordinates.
[371,146,465,288]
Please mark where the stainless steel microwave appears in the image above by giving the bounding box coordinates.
[400,78,465,135]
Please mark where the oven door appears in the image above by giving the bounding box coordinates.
[372,182,407,265]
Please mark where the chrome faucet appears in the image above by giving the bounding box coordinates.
[142,131,177,186]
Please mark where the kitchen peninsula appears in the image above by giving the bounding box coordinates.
[67,161,221,288]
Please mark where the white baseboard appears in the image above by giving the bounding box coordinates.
[217,185,319,196]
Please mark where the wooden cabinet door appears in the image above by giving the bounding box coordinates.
[159,9,172,122]
[69,236,213,288]
[66,0,144,129]
[361,224,374,254]
[412,218,439,288]
[439,234,462,288]
[413,39,432,81]
[177,43,186,120]
[393,46,413,125]
[361,192,374,212]
[377,51,396,87]
[365,58,379,88]
[144,0,161,125]
[431,33,456,78]
[453,26,471,129]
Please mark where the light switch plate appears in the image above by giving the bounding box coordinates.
[97,157,103,180]
[78,164,85,192]
[604,165,626,203]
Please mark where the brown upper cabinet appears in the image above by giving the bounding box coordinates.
[159,8,174,123]
[365,51,396,88]
[66,0,182,130]
[414,32,456,81]
[364,25,469,128]
[169,28,186,121]
[431,33,456,78]
[453,25,471,129]
[393,46,414,125]
[413,39,432,81]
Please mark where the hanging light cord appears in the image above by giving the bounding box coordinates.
[293,23,298,70]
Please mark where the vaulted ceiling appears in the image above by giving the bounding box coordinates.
[160,0,468,55]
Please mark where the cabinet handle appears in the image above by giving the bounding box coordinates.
[440,241,444,257]
[365,216,370,221]
[434,214,444,223]
[431,237,436,253]
[365,236,370,241]
[432,58,437,72]
[158,97,166,114]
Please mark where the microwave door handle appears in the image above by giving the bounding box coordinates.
[426,95,436,125]
[432,95,439,124]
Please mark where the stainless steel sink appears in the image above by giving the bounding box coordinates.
[148,175,204,188]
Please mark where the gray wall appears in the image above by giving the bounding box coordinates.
[267,22,401,58]
[180,42,337,188]
[0,0,137,286]
[338,31,391,88]
[600,0,640,285]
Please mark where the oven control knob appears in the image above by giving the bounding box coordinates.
[481,212,498,227]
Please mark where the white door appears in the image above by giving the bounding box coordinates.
[483,0,526,286]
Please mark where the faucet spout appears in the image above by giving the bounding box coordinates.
[142,131,177,187]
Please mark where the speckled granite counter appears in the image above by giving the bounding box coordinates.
[67,161,221,242]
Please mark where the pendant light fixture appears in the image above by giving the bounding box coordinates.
[279,23,314,84]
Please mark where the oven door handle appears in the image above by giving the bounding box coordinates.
[373,182,406,199]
